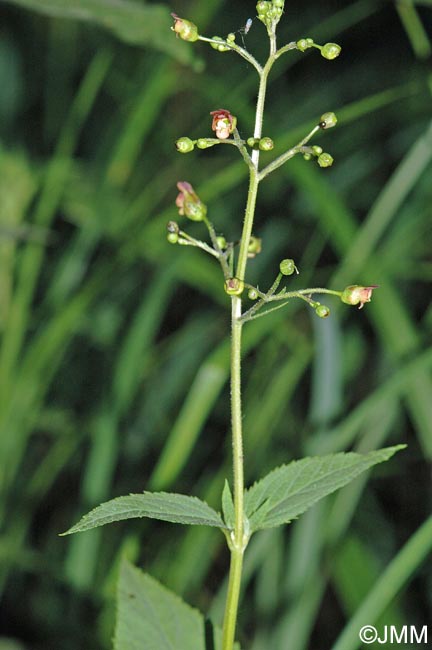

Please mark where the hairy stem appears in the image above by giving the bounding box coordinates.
[221,297,244,650]
[222,42,275,650]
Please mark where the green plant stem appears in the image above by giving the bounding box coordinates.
[259,126,320,180]
[222,297,245,650]
[222,39,277,650]
[198,36,263,75]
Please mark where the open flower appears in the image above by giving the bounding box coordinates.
[341,285,379,309]
[175,181,207,221]
[210,109,237,139]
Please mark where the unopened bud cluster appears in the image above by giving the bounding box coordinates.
[256,0,285,31]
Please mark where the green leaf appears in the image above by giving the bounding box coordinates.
[61,491,226,535]
[2,0,194,65]
[115,559,240,650]
[245,445,405,532]
[221,480,235,530]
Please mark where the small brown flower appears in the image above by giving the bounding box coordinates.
[175,181,207,221]
[341,285,379,309]
[210,109,237,139]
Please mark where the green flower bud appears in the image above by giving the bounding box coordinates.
[273,0,285,7]
[248,288,259,300]
[227,33,236,42]
[280,258,298,275]
[315,304,330,318]
[317,152,334,168]
[247,137,260,148]
[171,14,199,42]
[321,42,341,60]
[303,153,312,161]
[196,138,215,149]
[210,36,230,52]
[216,236,227,249]
[296,39,309,52]
[224,278,244,296]
[312,145,323,156]
[306,38,314,45]
[176,137,195,153]
[248,236,262,258]
[319,112,338,129]
[259,137,274,151]
[167,232,178,244]
[256,1,271,15]
[341,285,378,309]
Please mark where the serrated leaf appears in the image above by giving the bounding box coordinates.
[115,560,240,650]
[115,559,203,650]
[245,445,405,532]
[222,480,235,530]
[2,0,194,65]
[61,491,226,535]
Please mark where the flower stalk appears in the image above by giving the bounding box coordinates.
[169,7,372,648]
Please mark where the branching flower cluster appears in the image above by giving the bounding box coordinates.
[169,6,377,322]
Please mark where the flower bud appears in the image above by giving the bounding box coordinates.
[216,236,227,249]
[296,39,309,52]
[176,137,195,153]
[317,153,334,168]
[256,1,271,15]
[210,109,237,140]
[196,138,215,149]
[224,278,245,296]
[166,221,179,244]
[273,0,285,7]
[175,182,207,222]
[210,36,230,52]
[303,153,312,161]
[341,285,378,309]
[259,137,274,151]
[248,288,259,300]
[248,236,262,258]
[227,33,236,43]
[321,43,341,60]
[247,137,260,148]
[279,258,298,275]
[319,112,338,129]
[312,145,323,156]
[315,304,330,318]
[171,13,199,42]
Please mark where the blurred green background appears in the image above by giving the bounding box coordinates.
[0,0,431,648]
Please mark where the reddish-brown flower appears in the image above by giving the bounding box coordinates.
[210,109,237,139]
[341,285,379,309]
[175,181,207,221]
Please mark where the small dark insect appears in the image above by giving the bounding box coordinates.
[238,18,253,48]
